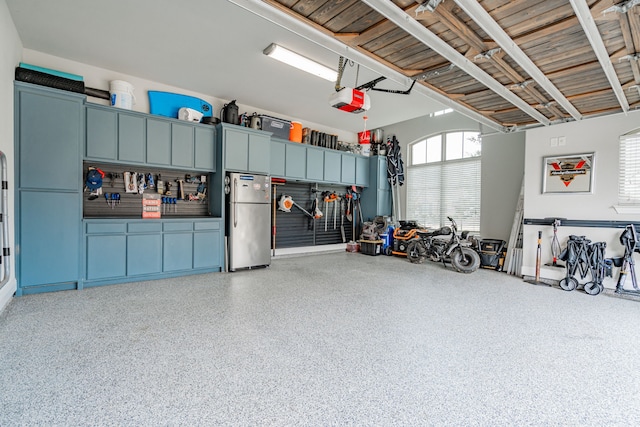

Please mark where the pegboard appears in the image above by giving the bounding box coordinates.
[272,181,361,249]
[83,162,212,218]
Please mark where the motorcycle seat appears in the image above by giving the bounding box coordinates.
[416,226,452,238]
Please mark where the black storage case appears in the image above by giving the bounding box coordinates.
[478,239,506,270]
[360,239,383,256]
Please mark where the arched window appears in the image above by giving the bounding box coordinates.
[619,129,640,205]
[407,131,481,231]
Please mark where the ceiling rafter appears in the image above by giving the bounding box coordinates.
[569,0,630,112]
[419,1,566,121]
[513,17,579,45]
[359,0,552,126]
[617,12,640,82]
[236,0,637,129]
[230,0,508,131]
[453,0,583,121]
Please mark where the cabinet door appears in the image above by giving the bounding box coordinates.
[193,231,221,269]
[270,140,286,177]
[85,106,117,161]
[324,151,341,183]
[172,123,195,168]
[127,234,162,276]
[224,128,249,171]
[377,189,392,216]
[248,134,271,174]
[86,234,127,280]
[306,147,324,181]
[355,156,370,187]
[20,191,81,286]
[377,156,390,190]
[341,154,356,185]
[285,143,306,179]
[194,126,215,171]
[18,89,82,190]
[147,118,172,166]
[163,232,194,271]
[118,113,145,163]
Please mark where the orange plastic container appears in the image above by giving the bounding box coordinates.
[289,121,302,143]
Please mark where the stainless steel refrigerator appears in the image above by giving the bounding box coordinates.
[227,172,271,271]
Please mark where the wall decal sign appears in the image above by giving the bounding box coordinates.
[543,153,594,194]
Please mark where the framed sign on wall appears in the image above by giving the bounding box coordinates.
[542,153,595,194]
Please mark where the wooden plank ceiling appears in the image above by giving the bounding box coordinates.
[265,0,640,130]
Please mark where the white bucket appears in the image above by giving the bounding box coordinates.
[109,80,136,110]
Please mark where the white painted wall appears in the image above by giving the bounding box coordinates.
[382,112,525,241]
[22,50,357,144]
[522,109,640,288]
[0,0,22,312]
[481,131,525,242]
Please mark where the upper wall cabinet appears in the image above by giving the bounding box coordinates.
[355,155,370,187]
[341,154,356,185]
[218,124,271,174]
[16,83,83,191]
[85,104,216,172]
[268,137,370,186]
[270,140,286,177]
[323,150,341,183]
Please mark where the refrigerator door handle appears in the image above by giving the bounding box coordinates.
[233,177,238,228]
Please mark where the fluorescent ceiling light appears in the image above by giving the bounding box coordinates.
[264,43,337,82]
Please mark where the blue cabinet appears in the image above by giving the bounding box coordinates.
[355,156,370,186]
[285,143,306,178]
[194,221,222,269]
[268,139,370,186]
[171,123,195,168]
[249,134,271,174]
[86,234,127,280]
[361,156,392,221]
[306,148,324,181]
[220,124,271,173]
[195,126,215,171]
[163,232,194,272]
[146,118,172,166]
[82,219,222,286]
[15,83,83,295]
[20,192,82,288]
[324,151,341,183]
[194,232,221,269]
[341,154,356,185]
[270,140,286,177]
[85,103,216,172]
[86,106,117,161]
[127,223,162,277]
[86,106,146,164]
[118,113,145,163]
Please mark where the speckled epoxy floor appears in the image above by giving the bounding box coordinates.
[1,252,639,426]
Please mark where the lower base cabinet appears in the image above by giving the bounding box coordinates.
[86,234,127,280]
[19,191,82,291]
[194,231,220,269]
[84,218,222,286]
[127,234,162,276]
[163,232,194,272]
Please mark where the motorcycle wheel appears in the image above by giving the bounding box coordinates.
[407,241,427,264]
[450,247,481,273]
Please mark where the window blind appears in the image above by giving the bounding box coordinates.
[407,158,481,231]
[619,132,640,204]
